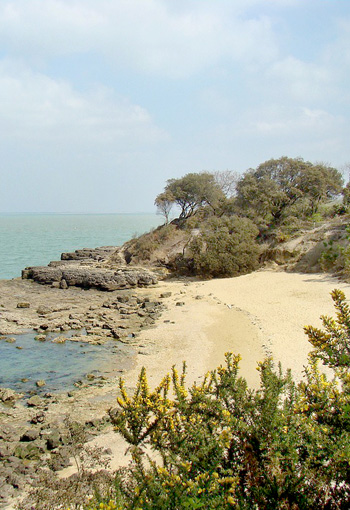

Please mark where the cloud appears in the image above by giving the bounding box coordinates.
[0,59,167,147]
[0,0,279,78]
[266,56,334,103]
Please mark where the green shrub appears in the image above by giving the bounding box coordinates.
[188,215,260,277]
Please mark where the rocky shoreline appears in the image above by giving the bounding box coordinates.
[0,247,168,508]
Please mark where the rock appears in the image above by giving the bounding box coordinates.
[36,306,52,315]
[176,301,185,306]
[60,278,68,289]
[0,388,22,403]
[0,444,14,458]
[46,430,61,450]
[35,380,46,388]
[16,302,30,308]
[5,337,16,343]
[14,443,41,460]
[22,265,158,291]
[27,395,42,407]
[20,429,40,442]
[34,334,47,342]
[30,412,45,424]
[160,292,172,298]
[49,446,71,471]
[51,336,67,344]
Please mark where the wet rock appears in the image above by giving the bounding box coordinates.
[0,388,23,404]
[51,336,67,344]
[34,334,47,341]
[35,380,46,388]
[5,337,16,343]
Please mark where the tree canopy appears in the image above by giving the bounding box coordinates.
[235,157,343,226]
[155,172,225,220]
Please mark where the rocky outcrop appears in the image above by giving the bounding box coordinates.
[60,246,116,262]
[21,246,158,291]
[22,265,158,291]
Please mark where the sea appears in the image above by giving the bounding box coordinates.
[0,212,162,280]
[0,213,162,394]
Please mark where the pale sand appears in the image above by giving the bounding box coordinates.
[87,269,350,471]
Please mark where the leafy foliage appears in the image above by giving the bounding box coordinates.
[235,157,343,230]
[188,215,260,277]
[156,172,225,220]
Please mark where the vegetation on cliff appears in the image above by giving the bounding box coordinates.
[124,156,348,278]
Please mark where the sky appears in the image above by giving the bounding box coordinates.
[0,0,349,213]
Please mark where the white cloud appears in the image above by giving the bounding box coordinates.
[0,59,167,146]
[266,56,334,104]
[0,0,279,78]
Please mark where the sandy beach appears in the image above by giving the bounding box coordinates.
[85,268,350,472]
[126,269,350,388]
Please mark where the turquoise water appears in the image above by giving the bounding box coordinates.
[0,213,161,393]
[0,213,162,280]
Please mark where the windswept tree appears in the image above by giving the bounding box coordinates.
[156,172,225,220]
[154,191,173,224]
[236,156,343,227]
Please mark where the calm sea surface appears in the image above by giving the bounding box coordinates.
[0,213,162,393]
[0,213,162,280]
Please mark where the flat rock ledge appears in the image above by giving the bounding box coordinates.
[21,247,158,291]
[22,265,158,291]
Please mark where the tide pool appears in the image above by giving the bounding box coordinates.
[0,331,135,395]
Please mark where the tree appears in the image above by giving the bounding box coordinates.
[154,191,173,224]
[214,169,239,198]
[235,156,343,227]
[156,172,225,220]
[301,162,343,214]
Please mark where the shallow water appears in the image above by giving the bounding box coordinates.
[0,331,135,395]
